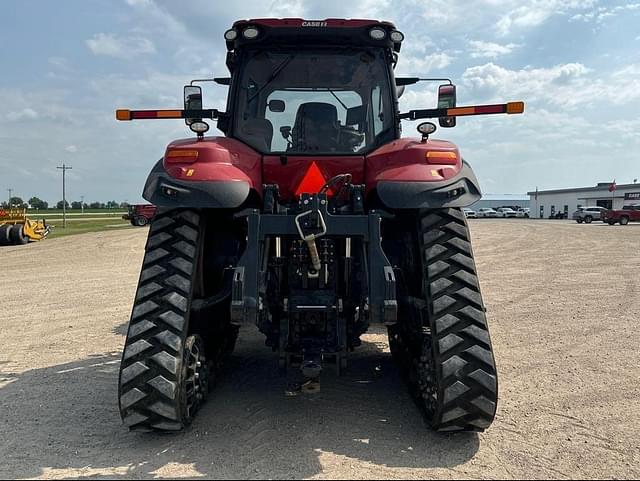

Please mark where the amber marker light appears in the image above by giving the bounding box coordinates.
[166,149,199,163]
[507,101,525,114]
[116,109,131,121]
[426,151,458,165]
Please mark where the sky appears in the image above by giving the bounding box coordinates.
[1,0,639,205]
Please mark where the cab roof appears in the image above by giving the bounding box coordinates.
[226,18,401,53]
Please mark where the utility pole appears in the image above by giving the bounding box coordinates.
[57,164,72,228]
[7,188,12,208]
[81,195,85,215]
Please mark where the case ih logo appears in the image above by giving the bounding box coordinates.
[624,192,640,200]
[302,21,328,27]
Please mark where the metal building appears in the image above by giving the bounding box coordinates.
[528,182,640,219]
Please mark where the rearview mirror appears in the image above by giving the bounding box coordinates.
[346,105,366,125]
[268,99,285,112]
[184,85,203,126]
[437,84,456,128]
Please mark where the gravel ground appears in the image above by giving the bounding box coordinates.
[0,220,639,479]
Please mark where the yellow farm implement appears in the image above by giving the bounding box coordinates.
[0,208,50,246]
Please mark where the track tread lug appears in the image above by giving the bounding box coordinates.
[143,248,170,265]
[148,401,179,421]
[443,381,470,404]
[140,265,166,283]
[163,292,188,312]
[441,355,467,379]
[468,369,497,392]
[123,340,153,360]
[154,330,182,352]
[172,241,196,258]
[128,320,156,338]
[150,351,179,375]
[158,310,185,331]
[147,232,172,249]
[435,314,460,333]
[441,407,469,423]
[120,361,149,385]
[148,375,177,400]
[120,388,146,410]
[132,300,159,320]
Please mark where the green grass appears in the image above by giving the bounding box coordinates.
[30,209,126,218]
[46,217,136,238]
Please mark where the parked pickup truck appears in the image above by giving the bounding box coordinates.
[603,205,640,225]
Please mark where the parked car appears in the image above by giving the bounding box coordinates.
[572,206,607,223]
[603,204,640,225]
[496,207,518,218]
[516,208,530,218]
[477,208,498,218]
[462,208,477,218]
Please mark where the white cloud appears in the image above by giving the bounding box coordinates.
[267,0,306,17]
[469,40,520,58]
[462,62,593,106]
[65,145,78,153]
[496,0,599,36]
[6,108,39,122]
[571,3,640,23]
[86,33,156,59]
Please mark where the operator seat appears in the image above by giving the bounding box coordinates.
[242,118,274,152]
[292,102,340,152]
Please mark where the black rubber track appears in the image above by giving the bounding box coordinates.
[118,209,203,431]
[418,208,498,432]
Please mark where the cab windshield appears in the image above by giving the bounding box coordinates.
[233,48,395,155]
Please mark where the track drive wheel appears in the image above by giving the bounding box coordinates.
[389,208,498,432]
[118,209,216,431]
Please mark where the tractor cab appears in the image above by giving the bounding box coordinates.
[219,20,402,156]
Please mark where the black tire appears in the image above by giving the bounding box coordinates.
[9,225,28,245]
[584,215,593,224]
[0,225,11,245]
[118,209,208,431]
[576,218,583,224]
[608,219,616,225]
[133,216,148,227]
[388,208,498,432]
[620,216,629,226]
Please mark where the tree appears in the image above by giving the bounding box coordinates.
[120,201,130,209]
[89,202,104,209]
[71,201,83,209]
[28,197,48,210]
[9,196,27,208]
[106,200,119,209]
[56,200,70,210]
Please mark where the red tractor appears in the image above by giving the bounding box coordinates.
[116,18,524,433]
[122,204,157,226]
